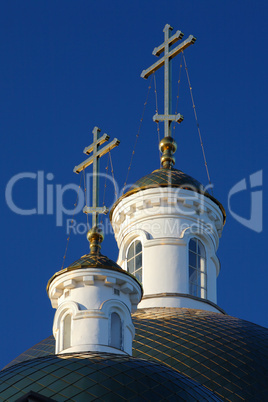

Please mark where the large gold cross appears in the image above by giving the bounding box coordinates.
[141,24,196,137]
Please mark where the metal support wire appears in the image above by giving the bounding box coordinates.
[99,151,117,226]
[61,173,83,270]
[182,53,213,194]
[172,53,183,135]
[108,150,117,199]
[153,73,162,167]
[100,154,109,226]
[123,75,153,194]
[83,168,89,228]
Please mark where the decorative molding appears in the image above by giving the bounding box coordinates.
[48,268,142,307]
[181,225,218,250]
[117,228,150,266]
[100,298,131,316]
[101,299,135,339]
[111,188,223,230]
[61,343,128,355]
[72,310,107,320]
[53,300,80,336]
[141,292,226,314]
[211,254,221,276]
[143,237,187,248]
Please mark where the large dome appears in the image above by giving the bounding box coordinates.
[4,308,268,401]
[110,168,226,223]
[0,352,222,401]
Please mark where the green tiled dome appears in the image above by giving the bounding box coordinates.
[0,353,222,402]
[5,308,268,401]
[110,168,226,223]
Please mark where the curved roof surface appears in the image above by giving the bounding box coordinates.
[5,308,268,401]
[110,168,226,223]
[67,253,122,270]
[130,168,206,192]
[47,253,142,293]
[0,352,221,402]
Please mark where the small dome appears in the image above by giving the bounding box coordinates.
[130,167,206,192]
[68,252,122,270]
[0,352,222,401]
[47,253,142,292]
[111,168,226,223]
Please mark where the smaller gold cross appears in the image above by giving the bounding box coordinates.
[74,126,120,227]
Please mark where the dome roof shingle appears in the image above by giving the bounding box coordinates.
[0,352,222,401]
[111,168,226,223]
[5,308,268,401]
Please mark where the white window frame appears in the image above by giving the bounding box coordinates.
[188,237,207,299]
[126,239,143,283]
[109,311,123,350]
[59,310,72,352]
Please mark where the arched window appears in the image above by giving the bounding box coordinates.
[63,314,71,350]
[189,238,207,298]
[110,312,122,349]
[127,240,142,282]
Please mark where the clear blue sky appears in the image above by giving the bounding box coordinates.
[1,0,267,369]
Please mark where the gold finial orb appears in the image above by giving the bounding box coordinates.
[159,136,177,168]
[87,226,104,254]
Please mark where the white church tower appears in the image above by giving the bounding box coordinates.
[48,24,226,361]
[47,127,142,356]
[110,25,226,314]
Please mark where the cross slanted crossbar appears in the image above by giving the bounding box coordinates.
[141,24,196,137]
[73,126,120,227]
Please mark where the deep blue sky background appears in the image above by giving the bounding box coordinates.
[1,1,267,369]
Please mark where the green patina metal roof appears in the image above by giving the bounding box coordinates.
[110,168,226,224]
[5,308,268,401]
[0,352,222,402]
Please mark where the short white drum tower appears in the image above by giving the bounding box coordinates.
[47,228,142,355]
[110,137,226,313]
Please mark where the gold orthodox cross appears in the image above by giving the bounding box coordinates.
[141,24,196,137]
[74,126,120,227]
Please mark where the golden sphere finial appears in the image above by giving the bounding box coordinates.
[87,226,104,254]
[159,136,177,168]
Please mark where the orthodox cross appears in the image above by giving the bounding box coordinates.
[141,24,196,137]
[74,126,120,228]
